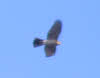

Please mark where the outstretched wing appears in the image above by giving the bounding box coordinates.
[47,20,62,40]
[45,45,56,57]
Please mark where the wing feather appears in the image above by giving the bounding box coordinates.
[47,20,62,40]
[45,45,56,57]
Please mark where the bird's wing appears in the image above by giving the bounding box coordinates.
[47,20,62,40]
[45,45,56,57]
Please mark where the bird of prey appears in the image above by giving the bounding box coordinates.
[33,20,62,57]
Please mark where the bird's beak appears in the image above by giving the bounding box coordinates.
[56,41,61,45]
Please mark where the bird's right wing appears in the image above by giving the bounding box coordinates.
[47,20,62,40]
[45,45,56,57]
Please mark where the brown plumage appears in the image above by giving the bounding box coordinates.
[33,20,62,57]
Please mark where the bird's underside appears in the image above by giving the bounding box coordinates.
[45,20,62,57]
[33,20,62,57]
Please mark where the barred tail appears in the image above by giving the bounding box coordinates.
[33,38,44,47]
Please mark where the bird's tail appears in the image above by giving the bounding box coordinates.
[33,38,44,47]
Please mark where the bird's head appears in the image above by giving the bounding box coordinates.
[56,41,61,45]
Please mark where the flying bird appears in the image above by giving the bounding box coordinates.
[33,20,62,57]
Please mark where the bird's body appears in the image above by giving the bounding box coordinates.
[33,20,62,57]
[43,40,61,45]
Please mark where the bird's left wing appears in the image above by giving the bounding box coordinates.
[45,45,56,57]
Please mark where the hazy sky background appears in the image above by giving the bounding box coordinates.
[0,0,100,78]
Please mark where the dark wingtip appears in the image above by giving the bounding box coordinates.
[54,20,62,28]
[55,20,62,24]
[46,54,55,57]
